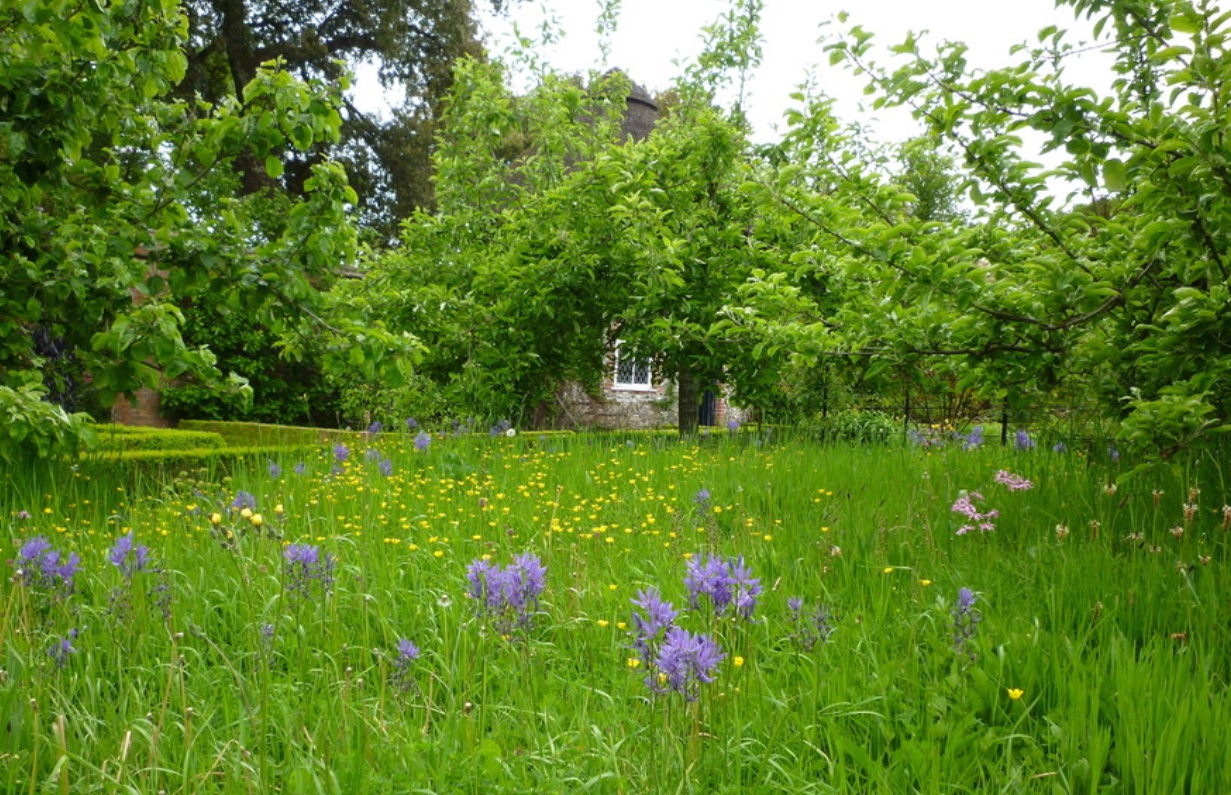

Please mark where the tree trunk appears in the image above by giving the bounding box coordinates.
[677,365,699,437]
[215,0,277,195]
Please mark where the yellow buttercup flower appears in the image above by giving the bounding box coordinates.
[626,658,641,669]
[733,656,745,668]
[596,620,610,628]
[249,513,263,527]
[210,512,222,525]
[1007,688,1024,700]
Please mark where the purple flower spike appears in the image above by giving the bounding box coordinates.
[282,543,335,601]
[684,553,760,619]
[333,443,350,463]
[396,638,420,664]
[391,637,421,693]
[18,536,52,565]
[952,587,981,659]
[630,587,681,668]
[49,628,79,669]
[652,627,724,701]
[15,535,78,595]
[107,532,151,578]
[957,425,984,450]
[414,432,431,452]
[466,552,547,633]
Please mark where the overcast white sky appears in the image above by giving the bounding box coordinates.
[466,0,1112,145]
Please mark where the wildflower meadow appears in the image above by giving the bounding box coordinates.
[4,428,1231,793]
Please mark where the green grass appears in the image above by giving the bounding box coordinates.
[2,431,1229,793]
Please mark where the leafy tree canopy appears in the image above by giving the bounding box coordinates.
[0,0,413,459]
[178,0,516,237]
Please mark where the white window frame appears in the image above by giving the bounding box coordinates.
[612,340,654,391]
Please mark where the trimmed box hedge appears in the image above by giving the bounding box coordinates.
[177,420,360,448]
[81,444,320,480]
[93,425,226,452]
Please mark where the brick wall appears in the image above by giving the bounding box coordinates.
[110,387,174,428]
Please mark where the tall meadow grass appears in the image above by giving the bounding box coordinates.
[2,429,1229,793]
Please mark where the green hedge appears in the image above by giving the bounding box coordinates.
[81,444,320,480]
[93,425,226,452]
[177,420,361,448]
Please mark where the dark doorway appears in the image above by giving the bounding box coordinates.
[699,389,717,427]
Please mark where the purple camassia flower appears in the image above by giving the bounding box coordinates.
[685,554,761,619]
[231,491,256,511]
[693,489,711,506]
[727,419,740,432]
[283,543,336,599]
[18,535,52,568]
[631,587,680,666]
[107,531,150,578]
[333,443,350,463]
[466,558,501,611]
[49,628,79,669]
[957,425,984,451]
[653,627,724,701]
[293,462,307,475]
[16,536,79,593]
[368,421,382,435]
[1108,445,1120,462]
[365,448,381,461]
[414,432,431,452]
[378,458,394,477]
[684,554,735,612]
[1053,442,1067,453]
[391,637,421,693]
[952,587,981,658]
[1014,430,1036,451]
[467,553,547,631]
[511,553,546,606]
[405,417,418,431]
[268,461,282,478]
[951,492,999,535]
[788,597,835,651]
[727,556,762,620]
[396,638,420,664]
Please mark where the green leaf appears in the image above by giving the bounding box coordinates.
[265,155,284,179]
[1170,12,1203,34]
[1102,159,1128,192]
